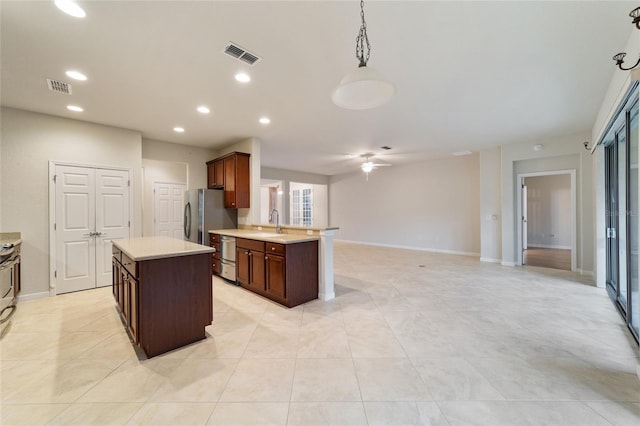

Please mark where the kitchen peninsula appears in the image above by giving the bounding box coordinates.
[111,236,214,358]
[209,225,338,307]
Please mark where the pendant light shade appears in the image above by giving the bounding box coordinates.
[332,0,394,110]
[332,66,395,110]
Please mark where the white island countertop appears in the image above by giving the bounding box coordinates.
[208,229,319,244]
[112,236,214,261]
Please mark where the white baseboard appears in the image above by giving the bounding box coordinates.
[335,239,480,257]
[17,291,50,302]
[480,257,501,264]
[318,292,335,301]
[501,261,516,267]
[526,244,572,250]
[576,269,594,277]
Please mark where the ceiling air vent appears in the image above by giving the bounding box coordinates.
[223,42,261,66]
[46,78,72,95]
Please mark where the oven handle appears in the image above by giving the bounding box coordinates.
[0,256,20,271]
[0,304,16,325]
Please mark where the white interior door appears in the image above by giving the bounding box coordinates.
[55,166,96,294]
[54,165,130,294]
[96,169,130,287]
[522,184,528,250]
[153,183,185,239]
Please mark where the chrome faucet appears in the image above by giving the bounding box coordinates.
[270,208,281,234]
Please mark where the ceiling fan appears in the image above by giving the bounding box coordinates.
[360,154,391,179]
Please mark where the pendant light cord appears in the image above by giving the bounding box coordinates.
[356,0,371,67]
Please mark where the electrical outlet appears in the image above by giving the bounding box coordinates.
[306,230,313,235]
[257,226,262,231]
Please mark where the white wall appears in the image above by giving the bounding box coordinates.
[525,174,572,249]
[329,154,480,255]
[0,107,143,297]
[479,147,502,263]
[499,132,593,274]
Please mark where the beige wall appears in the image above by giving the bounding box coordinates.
[261,167,330,226]
[0,107,143,297]
[499,132,593,274]
[140,138,216,237]
[329,154,480,255]
[141,138,214,190]
[479,147,502,263]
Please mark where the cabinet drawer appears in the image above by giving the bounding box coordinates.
[112,246,122,263]
[211,242,221,259]
[210,233,221,244]
[122,253,138,278]
[237,238,265,252]
[211,258,221,275]
[266,243,285,256]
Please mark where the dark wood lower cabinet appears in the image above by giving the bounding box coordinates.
[112,248,212,358]
[235,238,318,308]
[265,253,286,301]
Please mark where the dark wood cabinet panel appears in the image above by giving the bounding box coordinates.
[236,246,250,285]
[207,159,224,189]
[236,238,266,292]
[266,253,286,301]
[249,249,266,291]
[112,251,212,358]
[206,152,250,208]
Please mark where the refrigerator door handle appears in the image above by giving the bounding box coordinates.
[184,202,191,240]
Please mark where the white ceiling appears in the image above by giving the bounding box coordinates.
[0,1,635,175]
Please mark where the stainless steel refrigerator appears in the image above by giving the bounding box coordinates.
[183,189,237,245]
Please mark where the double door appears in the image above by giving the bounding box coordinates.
[605,91,639,341]
[54,165,130,294]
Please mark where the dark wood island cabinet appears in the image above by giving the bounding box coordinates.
[112,237,214,358]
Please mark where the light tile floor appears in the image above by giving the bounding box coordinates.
[1,242,639,425]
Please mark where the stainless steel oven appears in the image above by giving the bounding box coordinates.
[0,244,19,338]
[219,236,237,282]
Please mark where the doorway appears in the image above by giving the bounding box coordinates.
[49,163,131,294]
[517,170,576,271]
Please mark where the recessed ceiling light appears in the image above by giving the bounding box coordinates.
[452,150,472,156]
[259,117,271,125]
[345,154,359,159]
[235,72,251,83]
[173,127,185,133]
[67,105,83,112]
[197,106,210,114]
[65,70,87,81]
[55,0,86,18]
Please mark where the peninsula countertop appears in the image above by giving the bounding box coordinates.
[208,229,320,244]
[0,232,22,246]
[112,236,215,261]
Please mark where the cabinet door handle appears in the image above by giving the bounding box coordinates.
[271,247,275,251]
[265,256,268,260]
[245,251,250,255]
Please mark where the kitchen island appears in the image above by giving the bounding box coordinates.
[111,236,214,358]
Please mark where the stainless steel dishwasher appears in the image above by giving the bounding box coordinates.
[219,236,237,283]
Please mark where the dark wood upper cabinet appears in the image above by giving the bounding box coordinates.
[206,152,250,208]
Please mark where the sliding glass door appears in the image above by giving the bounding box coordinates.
[605,91,639,342]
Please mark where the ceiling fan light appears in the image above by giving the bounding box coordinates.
[332,66,395,110]
[361,161,374,173]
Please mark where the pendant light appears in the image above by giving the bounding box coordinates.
[332,0,395,110]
